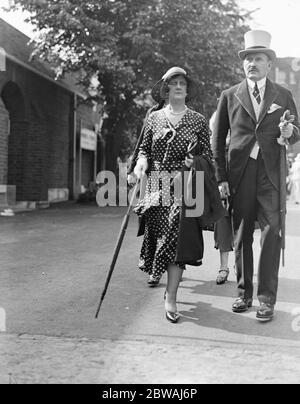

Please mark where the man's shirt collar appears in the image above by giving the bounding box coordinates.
[247,77,267,90]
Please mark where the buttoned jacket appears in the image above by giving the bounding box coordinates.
[212,78,300,194]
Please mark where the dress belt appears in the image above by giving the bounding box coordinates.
[152,160,184,171]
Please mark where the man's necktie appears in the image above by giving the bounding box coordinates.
[253,82,261,104]
[250,82,261,159]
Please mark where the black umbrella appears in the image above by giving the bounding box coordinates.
[279,145,287,267]
[95,180,140,318]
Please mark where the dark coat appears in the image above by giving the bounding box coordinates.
[137,156,226,265]
[174,155,226,266]
[212,78,300,194]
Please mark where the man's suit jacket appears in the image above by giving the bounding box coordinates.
[212,78,300,194]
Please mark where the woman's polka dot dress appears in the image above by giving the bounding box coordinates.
[134,108,212,279]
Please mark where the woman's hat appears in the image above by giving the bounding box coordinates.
[238,30,277,61]
[151,66,198,103]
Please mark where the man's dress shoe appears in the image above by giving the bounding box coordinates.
[256,303,274,322]
[232,297,253,313]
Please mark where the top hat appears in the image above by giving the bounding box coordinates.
[238,30,277,61]
[151,66,197,103]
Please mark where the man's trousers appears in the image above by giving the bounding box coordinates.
[231,153,281,305]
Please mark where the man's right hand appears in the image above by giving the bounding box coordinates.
[219,181,231,199]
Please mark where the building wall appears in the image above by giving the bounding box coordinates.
[27,73,72,199]
[0,58,99,203]
[0,59,72,201]
[0,19,103,205]
[77,102,99,190]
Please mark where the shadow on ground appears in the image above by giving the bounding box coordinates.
[176,278,300,342]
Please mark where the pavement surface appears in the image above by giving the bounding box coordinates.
[0,200,300,384]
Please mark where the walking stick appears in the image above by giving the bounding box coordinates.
[278,110,295,267]
[279,145,287,267]
[128,102,164,175]
[95,180,141,318]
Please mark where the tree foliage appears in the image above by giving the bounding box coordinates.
[8,0,249,170]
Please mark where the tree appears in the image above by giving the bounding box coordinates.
[7,0,249,171]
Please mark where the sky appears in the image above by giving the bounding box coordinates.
[0,0,34,38]
[0,0,300,57]
[237,0,300,57]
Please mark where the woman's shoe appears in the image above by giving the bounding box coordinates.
[147,275,160,287]
[216,268,229,285]
[164,292,179,322]
[165,310,180,323]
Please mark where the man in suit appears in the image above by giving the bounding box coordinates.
[212,30,300,322]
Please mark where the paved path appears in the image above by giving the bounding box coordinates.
[0,201,300,384]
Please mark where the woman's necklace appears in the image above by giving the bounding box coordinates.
[164,105,187,128]
[168,105,187,115]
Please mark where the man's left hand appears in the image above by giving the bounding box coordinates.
[280,122,294,139]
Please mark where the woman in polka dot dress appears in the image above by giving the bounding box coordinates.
[134,67,212,323]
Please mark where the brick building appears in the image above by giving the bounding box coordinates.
[0,19,103,209]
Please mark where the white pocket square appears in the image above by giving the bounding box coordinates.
[267,103,282,114]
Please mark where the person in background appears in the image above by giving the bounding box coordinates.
[214,198,234,284]
[289,153,300,204]
[209,111,234,285]
[212,30,300,322]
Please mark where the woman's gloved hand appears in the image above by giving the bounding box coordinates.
[127,172,137,185]
[134,157,148,179]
